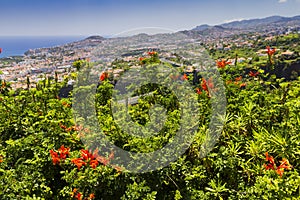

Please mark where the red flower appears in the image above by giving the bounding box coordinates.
[97,156,110,166]
[90,160,99,169]
[75,192,82,200]
[58,145,70,159]
[207,78,214,90]
[265,152,275,165]
[264,152,276,170]
[71,158,86,170]
[148,51,157,56]
[50,150,60,165]
[239,83,246,88]
[89,193,95,199]
[71,188,78,198]
[275,158,292,177]
[266,46,276,56]
[249,71,259,77]
[226,80,232,85]
[100,72,109,81]
[196,88,202,95]
[276,168,284,177]
[81,149,94,161]
[278,158,292,170]
[62,101,71,108]
[71,188,83,200]
[201,78,208,92]
[216,59,231,69]
[139,57,145,61]
[235,76,242,81]
[181,74,188,81]
[60,123,67,130]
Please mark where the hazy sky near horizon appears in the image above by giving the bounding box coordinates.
[0,0,299,36]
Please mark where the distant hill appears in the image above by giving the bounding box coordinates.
[221,15,300,29]
[84,35,105,41]
[192,15,300,31]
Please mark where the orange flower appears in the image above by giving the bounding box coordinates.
[181,74,188,81]
[275,168,284,177]
[71,158,86,170]
[62,101,71,108]
[100,72,109,81]
[216,59,231,69]
[90,160,99,169]
[81,149,94,161]
[249,71,259,77]
[266,46,276,56]
[240,83,246,88]
[60,123,67,130]
[235,76,242,81]
[75,192,82,200]
[196,88,202,95]
[226,80,232,85]
[264,152,275,170]
[89,193,95,199]
[50,150,60,165]
[139,57,145,61]
[275,158,292,177]
[113,165,123,172]
[58,145,70,159]
[72,125,83,131]
[201,78,208,92]
[71,188,78,198]
[97,156,110,166]
[148,51,157,56]
[278,158,292,170]
[207,78,214,90]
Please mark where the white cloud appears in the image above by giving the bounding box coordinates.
[278,0,288,3]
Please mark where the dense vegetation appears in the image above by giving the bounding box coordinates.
[0,34,299,199]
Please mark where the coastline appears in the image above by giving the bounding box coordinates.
[0,36,85,58]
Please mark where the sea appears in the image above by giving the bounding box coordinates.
[0,36,86,58]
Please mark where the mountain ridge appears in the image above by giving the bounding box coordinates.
[192,15,300,31]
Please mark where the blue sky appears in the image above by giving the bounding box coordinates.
[0,0,299,36]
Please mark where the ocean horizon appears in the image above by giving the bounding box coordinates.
[0,36,86,58]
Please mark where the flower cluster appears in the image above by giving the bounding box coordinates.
[181,74,188,81]
[148,51,157,56]
[71,149,116,170]
[71,188,95,200]
[60,123,83,132]
[169,74,189,81]
[264,152,292,178]
[249,71,260,77]
[226,76,247,88]
[99,72,109,81]
[62,101,71,108]
[49,145,70,165]
[216,59,231,69]
[196,77,214,97]
[266,46,276,56]
[71,149,99,170]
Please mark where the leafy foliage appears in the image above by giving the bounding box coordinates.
[0,39,300,199]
